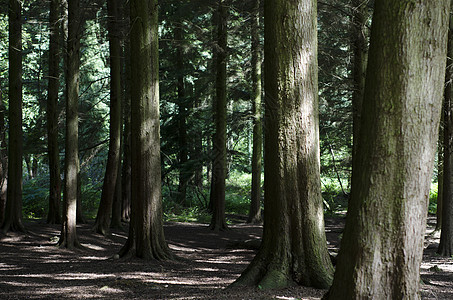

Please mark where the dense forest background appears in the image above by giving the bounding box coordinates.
[0,0,392,222]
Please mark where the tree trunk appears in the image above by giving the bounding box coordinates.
[176,24,189,206]
[327,1,450,298]
[436,122,444,232]
[233,0,333,289]
[438,8,453,256]
[47,0,62,225]
[247,0,262,224]
[209,0,228,231]
[118,0,172,260]
[1,0,24,234]
[59,0,81,249]
[93,0,123,236]
[0,92,7,226]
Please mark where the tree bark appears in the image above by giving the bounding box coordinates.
[327,1,450,298]
[46,0,62,225]
[233,0,333,289]
[209,0,228,231]
[93,0,123,236]
[438,7,453,256]
[0,92,6,226]
[59,0,81,249]
[118,0,172,260]
[1,0,24,234]
[247,0,262,224]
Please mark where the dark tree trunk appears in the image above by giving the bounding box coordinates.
[1,0,24,234]
[46,0,62,225]
[436,136,444,232]
[0,92,6,226]
[93,0,123,236]
[209,0,228,231]
[59,0,81,249]
[233,0,333,289]
[176,25,189,206]
[327,1,450,298]
[118,0,172,260]
[439,8,453,256]
[247,0,262,224]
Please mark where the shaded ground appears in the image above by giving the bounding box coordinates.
[0,216,452,299]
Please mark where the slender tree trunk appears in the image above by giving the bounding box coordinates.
[439,8,453,256]
[233,0,333,289]
[0,92,6,225]
[193,81,203,191]
[327,1,450,298]
[93,0,123,236]
[247,0,262,224]
[209,0,228,231]
[59,0,81,249]
[176,24,189,206]
[47,0,62,225]
[118,0,172,260]
[1,0,24,234]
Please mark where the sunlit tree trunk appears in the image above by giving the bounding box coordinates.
[47,0,62,225]
[93,0,122,236]
[118,0,172,260]
[233,0,333,289]
[59,0,81,249]
[327,1,450,298]
[247,0,262,224]
[1,0,24,234]
[439,8,453,256]
[209,0,228,231]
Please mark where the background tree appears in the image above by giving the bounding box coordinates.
[247,0,262,224]
[46,0,62,225]
[326,0,450,298]
[92,0,122,236]
[59,0,81,248]
[233,0,334,289]
[1,0,24,234]
[438,6,453,256]
[118,0,172,259]
[209,0,228,231]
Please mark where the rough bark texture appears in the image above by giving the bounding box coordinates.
[351,0,369,163]
[439,9,453,256]
[176,25,189,206]
[1,0,24,234]
[46,0,62,225]
[209,0,228,231]
[118,0,172,260]
[327,1,450,299]
[233,0,333,289]
[59,0,81,249]
[93,0,123,236]
[247,0,262,224]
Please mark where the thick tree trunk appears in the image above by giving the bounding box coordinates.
[233,0,333,289]
[209,0,228,231]
[439,9,453,256]
[247,0,262,224]
[47,0,62,225]
[59,0,81,249]
[93,0,123,236]
[118,0,172,260]
[1,0,24,234]
[176,25,189,206]
[327,1,450,298]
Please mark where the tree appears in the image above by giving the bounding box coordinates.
[326,1,450,298]
[118,0,172,259]
[1,0,25,234]
[0,91,6,226]
[233,0,333,289]
[46,0,62,225]
[92,0,122,236]
[209,0,228,231]
[59,0,81,249]
[247,0,262,224]
[438,7,453,256]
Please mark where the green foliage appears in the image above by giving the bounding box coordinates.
[428,182,438,215]
[23,174,49,219]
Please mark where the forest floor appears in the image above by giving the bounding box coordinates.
[0,215,452,299]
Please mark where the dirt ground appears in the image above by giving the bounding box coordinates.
[0,215,452,299]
